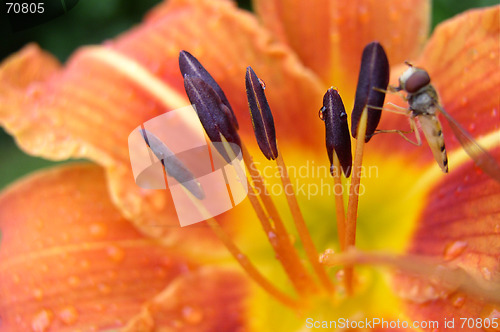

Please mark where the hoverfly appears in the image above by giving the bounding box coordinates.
[383,62,500,182]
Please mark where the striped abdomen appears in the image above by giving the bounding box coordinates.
[418,114,448,173]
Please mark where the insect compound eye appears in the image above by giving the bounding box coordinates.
[405,69,431,93]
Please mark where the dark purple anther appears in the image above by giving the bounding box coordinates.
[179,50,238,129]
[245,66,278,160]
[183,75,241,162]
[351,41,390,142]
[321,88,352,177]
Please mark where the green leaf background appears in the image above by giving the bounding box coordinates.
[0,0,498,189]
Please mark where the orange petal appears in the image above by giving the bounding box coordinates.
[254,0,430,92]
[0,0,324,247]
[393,149,500,326]
[123,267,249,331]
[0,164,250,331]
[375,6,500,172]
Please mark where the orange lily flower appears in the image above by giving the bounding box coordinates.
[1,0,499,331]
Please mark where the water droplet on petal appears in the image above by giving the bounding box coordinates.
[480,305,500,332]
[31,309,53,332]
[481,267,492,281]
[89,223,106,237]
[68,276,80,287]
[33,288,44,301]
[58,306,78,325]
[106,245,125,262]
[451,293,466,308]
[336,269,345,281]
[358,6,370,24]
[171,319,184,328]
[182,305,204,325]
[98,283,111,294]
[443,241,468,261]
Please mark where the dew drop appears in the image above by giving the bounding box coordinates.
[443,241,468,261]
[358,6,370,24]
[106,245,125,262]
[171,319,184,328]
[151,193,167,211]
[31,309,53,332]
[335,269,345,281]
[319,249,335,263]
[89,223,107,237]
[258,78,266,90]
[318,106,325,121]
[267,231,276,239]
[97,283,111,294]
[468,122,476,132]
[68,276,80,287]
[480,305,500,332]
[461,96,468,106]
[58,306,78,325]
[480,267,492,281]
[59,232,70,242]
[451,294,466,308]
[80,260,90,269]
[388,6,398,21]
[33,288,44,301]
[454,186,463,197]
[182,305,204,325]
[35,219,44,229]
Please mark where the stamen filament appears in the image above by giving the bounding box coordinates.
[241,142,319,296]
[332,153,346,251]
[275,147,335,293]
[243,176,315,298]
[205,218,301,308]
[345,107,368,293]
[321,249,500,303]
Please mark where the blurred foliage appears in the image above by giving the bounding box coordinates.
[0,0,498,189]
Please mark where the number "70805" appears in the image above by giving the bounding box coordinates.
[6,2,44,14]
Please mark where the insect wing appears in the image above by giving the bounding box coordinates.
[437,104,500,183]
[418,114,448,173]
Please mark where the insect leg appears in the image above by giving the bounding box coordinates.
[372,86,406,97]
[367,104,409,116]
[372,118,422,146]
